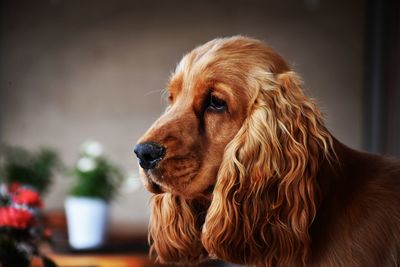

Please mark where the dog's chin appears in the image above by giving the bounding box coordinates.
[142,169,214,199]
[146,179,164,194]
[139,169,164,194]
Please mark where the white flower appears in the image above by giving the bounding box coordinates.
[77,157,97,172]
[81,140,104,158]
[0,184,7,196]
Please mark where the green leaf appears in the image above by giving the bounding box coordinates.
[0,145,61,194]
[70,156,124,201]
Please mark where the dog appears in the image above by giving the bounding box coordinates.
[134,36,400,266]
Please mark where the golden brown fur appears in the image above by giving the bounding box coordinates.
[136,36,400,266]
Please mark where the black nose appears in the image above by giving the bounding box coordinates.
[134,142,165,170]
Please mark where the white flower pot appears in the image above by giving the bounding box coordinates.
[65,196,109,249]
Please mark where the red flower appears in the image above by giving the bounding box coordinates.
[8,182,21,193]
[0,206,34,229]
[12,188,43,208]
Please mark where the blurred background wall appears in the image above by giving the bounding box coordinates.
[0,0,372,227]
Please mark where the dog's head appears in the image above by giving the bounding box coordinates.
[135,36,333,266]
[135,36,290,198]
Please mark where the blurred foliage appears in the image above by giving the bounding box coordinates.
[0,234,30,267]
[70,157,124,202]
[0,145,62,195]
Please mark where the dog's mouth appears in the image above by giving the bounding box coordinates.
[146,176,163,194]
[141,168,164,194]
[143,167,215,198]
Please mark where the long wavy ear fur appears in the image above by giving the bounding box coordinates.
[202,71,333,267]
[149,193,208,265]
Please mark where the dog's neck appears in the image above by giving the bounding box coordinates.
[310,137,378,258]
[316,137,371,204]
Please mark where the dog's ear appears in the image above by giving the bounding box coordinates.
[149,193,207,264]
[202,71,333,266]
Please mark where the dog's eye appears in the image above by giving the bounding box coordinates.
[207,95,227,112]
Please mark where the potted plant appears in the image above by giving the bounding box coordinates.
[0,145,61,195]
[65,140,123,249]
[0,183,57,267]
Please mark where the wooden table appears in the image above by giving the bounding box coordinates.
[36,247,221,267]
[35,249,161,267]
[37,211,222,267]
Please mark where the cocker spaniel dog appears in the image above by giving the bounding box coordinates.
[134,36,400,266]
